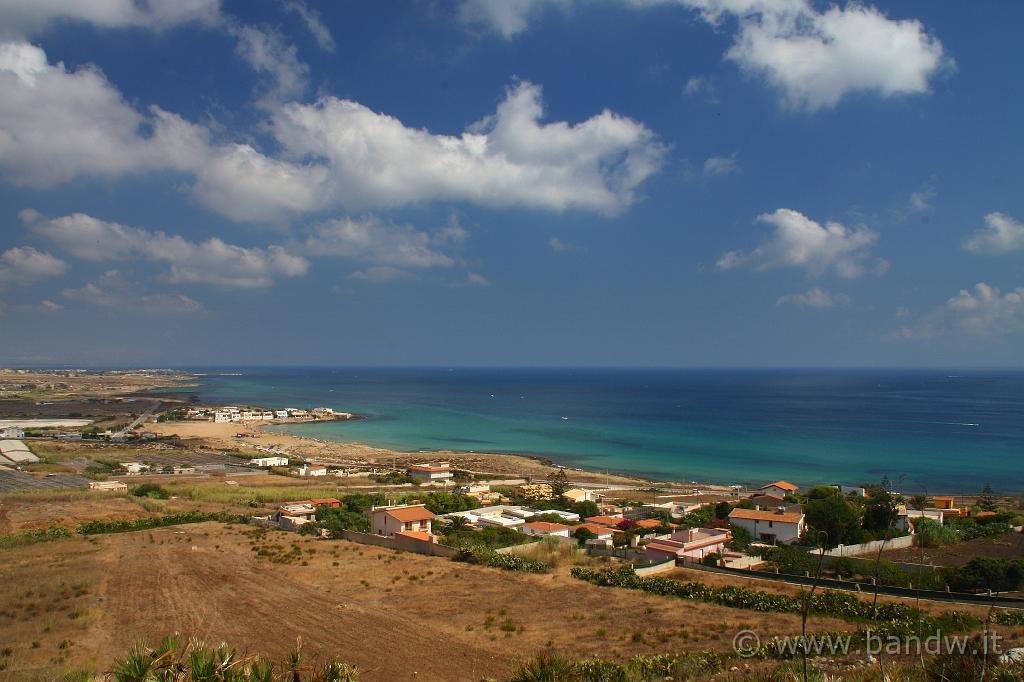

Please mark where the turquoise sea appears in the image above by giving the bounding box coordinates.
[186,368,1024,493]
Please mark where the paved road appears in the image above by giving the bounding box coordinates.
[116,400,161,438]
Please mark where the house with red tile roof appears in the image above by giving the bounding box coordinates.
[370,504,435,537]
[758,481,799,497]
[574,523,619,540]
[522,521,572,538]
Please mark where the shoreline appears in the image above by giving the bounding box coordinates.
[146,419,714,489]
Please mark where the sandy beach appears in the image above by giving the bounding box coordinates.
[148,419,669,486]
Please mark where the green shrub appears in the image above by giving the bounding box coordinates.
[569,566,979,635]
[78,511,240,535]
[0,526,71,550]
[131,483,169,499]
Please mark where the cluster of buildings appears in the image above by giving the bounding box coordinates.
[187,406,351,424]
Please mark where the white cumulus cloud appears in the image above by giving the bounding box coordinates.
[0,245,67,286]
[25,211,308,288]
[269,80,665,215]
[963,212,1024,256]
[896,282,1024,340]
[0,42,211,187]
[718,208,882,278]
[0,43,664,222]
[305,216,459,269]
[462,0,949,110]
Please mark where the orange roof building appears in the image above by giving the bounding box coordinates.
[728,507,805,544]
[370,504,435,537]
[522,521,572,537]
[759,481,798,493]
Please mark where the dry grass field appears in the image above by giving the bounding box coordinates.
[871,531,1024,567]
[2,477,1022,681]
[0,520,876,682]
[3,519,1020,681]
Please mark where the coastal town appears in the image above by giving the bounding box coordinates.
[1,374,1023,680]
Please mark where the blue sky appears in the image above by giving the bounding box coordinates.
[0,0,1021,367]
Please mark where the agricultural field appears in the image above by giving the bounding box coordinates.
[0,518,870,682]
[2,481,1022,681]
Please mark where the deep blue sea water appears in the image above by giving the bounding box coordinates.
[185,368,1024,492]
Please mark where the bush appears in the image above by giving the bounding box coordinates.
[944,557,1024,593]
[569,566,979,634]
[0,526,71,550]
[131,483,169,499]
[727,524,753,550]
[914,518,959,547]
[78,511,240,535]
[451,542,548,573]
[830,557,858,579]
[369,472,419,485]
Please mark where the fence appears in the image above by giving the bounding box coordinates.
[633,558,677,576]
[824,534,915,557]
[335,529,461,558]
[677,560,1024,607]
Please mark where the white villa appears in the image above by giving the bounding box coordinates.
[407,462,454,483]
[250,456,289,467]
[729,507,805,544]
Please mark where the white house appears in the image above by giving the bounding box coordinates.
[312,407,335,418]
[477,514,525,528]
[213,412,231,423]
[729,507,805,544]
[758,481,799,498]
[250,456,289,467]
[644,527,732,562]
[299,464,328,477]
[532,509,581,522]
[120,462,150,475]
[275,410,289,419]
[369,504,435,537]
[562,488,600,503]
[407,462,454,483]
